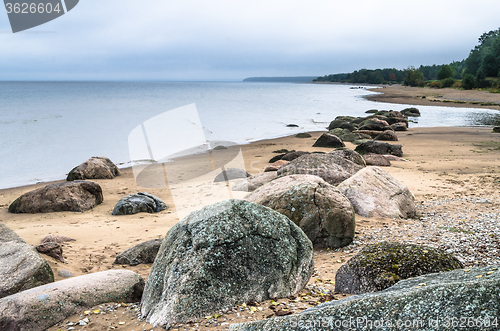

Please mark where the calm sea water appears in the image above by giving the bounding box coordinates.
[0,81,498,189]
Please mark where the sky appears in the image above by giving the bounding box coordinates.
[1,0,499,80]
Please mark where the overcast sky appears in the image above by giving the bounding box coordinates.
[1,0,499,80]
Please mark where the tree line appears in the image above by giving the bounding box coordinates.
[314,28,500,90]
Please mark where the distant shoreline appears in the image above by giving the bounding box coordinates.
[364,84,500,111]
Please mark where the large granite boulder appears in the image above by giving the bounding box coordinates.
[277,154,364,186]
[312,133,345,148]
[374,130,398,141]
[67,156,120,181]
[114,239,162,266]
[141,199,314,328]
[337,166,415,218]
[0,270,144,331]
[8,181,103,213]
[328,128,371,143]
[335,241,464,294]
[230,265,500,331]
[232,172,277,192]
[329,149,366,167]
[401,107,421,117]
[358,118,392,131]
[355,140,403,157]
[214,168,250,182]
[0,224,54,299]
[362,153,391,166]
[246,175,355,248]
[112,192,168,215]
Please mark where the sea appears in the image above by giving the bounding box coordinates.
[1,81,499,190]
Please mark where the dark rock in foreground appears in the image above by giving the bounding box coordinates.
[246,175,355,248]
[214,168,250,182]
[35,242,65,263]
[355,140,403,157]
[67,156,120,181]
[1,224,54,299]
[112,192,168,215]
[8,181,103,213]
[114,239,162,266]
[312,133,345,148]
[141,199,314,328]
[0,270,144,331]
[335,241,464,294]
[230,265,500,331]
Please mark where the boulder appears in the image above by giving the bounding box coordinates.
[362,153,391,166]
[40,234,75,244]
[35,242,65,263]
[383,111,409,125]
[264,160,289,172]
[246,175,355,248]
[365,109,378,114]
[66,156,120,181]
[383,155,408,162]
[358,118,392,131]
[0,270,144,331]
[391,122,408,131]
[312,133,345,148]
[230,265,500,331]
[141,199,314,328]
[337,166,415,218]
[269,154,285,163]
[112,192,168,215]
[277,154,364,186]
[335,241,464,294]
[375,130,398,141]
[232,172,277,192]
[493,126,500,133]
[354,129,382,139]
[8,181,103,213]
[328,149,366,167]
[287,124,299,127]
[114,239,162,266]
[401,107,421,117]
[295,133,312,138]
[328,128,371,142]
[281,151,311,161]
[355,140,403,157]
[214,168,250,182]
[1,224,54,299]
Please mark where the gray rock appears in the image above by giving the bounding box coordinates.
[277,154,364,186]
[8,181,103,213]
[264,160,289,172]
[401,107,421,117]
[112,192,168,215]
[67,156,120,181]
[114,239,162,266]
[337,166,415,218]
[328,128,371,142]
[0,242,54,299]
[358,118,392,131]
[246,175,355,248]
[362,153,391,166]
[230,265,500,331]
[0,270,144,331]
[335,241,464,294]
[329,148,366,167]
[312,133,345,148]
[232,172,278,192]
[58,270,74,278]
[141,199,314,328]
[214,168,250,182]
[391,122,408,131]
[40,234,75,244]
[281,151,310,161]
[35,242,65,263]
[375,130,398,141]
[355,140,403,157]
[0,223,25,244]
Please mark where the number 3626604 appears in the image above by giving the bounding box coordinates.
[5,2,62,14]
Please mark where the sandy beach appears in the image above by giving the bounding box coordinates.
[2,89,500,330]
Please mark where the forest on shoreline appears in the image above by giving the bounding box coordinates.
[314,28,500,91]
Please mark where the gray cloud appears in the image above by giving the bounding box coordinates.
[0,0,499,80]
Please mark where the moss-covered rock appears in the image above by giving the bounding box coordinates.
[141,200,314,328]
[335,241,464,294]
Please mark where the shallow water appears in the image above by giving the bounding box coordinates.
[0,81,498,189]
